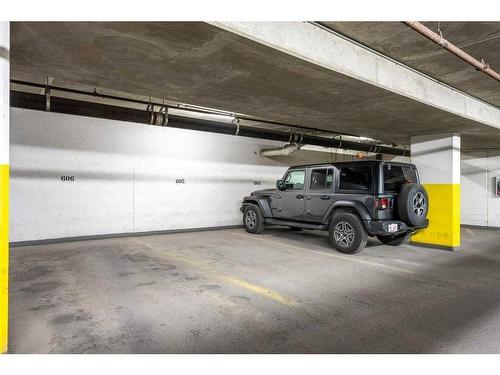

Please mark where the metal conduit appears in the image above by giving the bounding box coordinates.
[403,21,500,83]
[10,90,409,156]
[10,79,360,138]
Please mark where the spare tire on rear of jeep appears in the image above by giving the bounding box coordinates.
[397,183,429,227]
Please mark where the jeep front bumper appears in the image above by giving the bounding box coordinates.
[364,219,429,236]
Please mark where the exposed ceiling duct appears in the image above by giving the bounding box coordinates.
[260,143,302,157]
[9,82,410,157]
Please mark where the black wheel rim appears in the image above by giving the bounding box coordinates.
[412,192,426,217]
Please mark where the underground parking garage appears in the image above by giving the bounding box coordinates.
[1,20,500,354]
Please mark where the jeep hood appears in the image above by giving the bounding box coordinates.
[251,188,277,197]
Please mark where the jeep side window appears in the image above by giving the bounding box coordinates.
[310,168,333,190]
[338,166,372,191]
[383,164,417,192]
[284,170,306,190]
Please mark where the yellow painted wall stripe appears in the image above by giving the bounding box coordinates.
[411,183,460,248]
[0,165,8,353]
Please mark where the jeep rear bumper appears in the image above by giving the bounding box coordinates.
[364,219,429,236]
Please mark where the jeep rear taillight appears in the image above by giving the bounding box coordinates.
[376,197,389,210]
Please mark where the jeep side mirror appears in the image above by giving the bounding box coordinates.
[276,179,285,191]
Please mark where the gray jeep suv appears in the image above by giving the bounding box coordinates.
[241,161,429,254]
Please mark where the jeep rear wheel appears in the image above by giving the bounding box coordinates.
[329,213,368,254]
[243,204,265,234]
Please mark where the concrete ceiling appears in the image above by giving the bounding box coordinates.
[10,22,500,150]
[322,22,500,108]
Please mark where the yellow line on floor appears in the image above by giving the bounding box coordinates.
[132,238,297,306]
[229,230,416,275]
[222,276,295,306]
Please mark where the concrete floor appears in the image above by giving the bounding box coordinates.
[8,226,500,353]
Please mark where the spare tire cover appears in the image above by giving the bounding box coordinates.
[397,183,429,227]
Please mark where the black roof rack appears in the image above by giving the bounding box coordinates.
[288,160,414,169]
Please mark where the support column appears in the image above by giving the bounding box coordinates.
[0,22,9,353]
[410,133,460,250]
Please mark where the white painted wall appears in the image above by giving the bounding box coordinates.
[411,133,460,185]
[10,108,333,242]
[461,150,500,228]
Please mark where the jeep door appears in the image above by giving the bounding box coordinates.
[276,169,307,220]
[304,167,334,222]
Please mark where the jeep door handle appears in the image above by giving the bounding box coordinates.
[296,194,305,199]
[320,195,331,200]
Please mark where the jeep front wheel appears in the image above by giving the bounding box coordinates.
[243,204,265,234]
[329,213,368,254]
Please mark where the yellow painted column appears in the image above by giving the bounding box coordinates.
[410,133,460,250]
[0,21,9,353]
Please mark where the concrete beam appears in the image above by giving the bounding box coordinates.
[210,22,500,131]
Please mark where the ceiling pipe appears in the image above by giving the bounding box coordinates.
[10,79,360,139]
[10,90,409,156]
[260,143,302,157]
[403,21,500,83]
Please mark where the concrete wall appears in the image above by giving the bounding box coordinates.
[461,150,500,228]
[10,108,337,243]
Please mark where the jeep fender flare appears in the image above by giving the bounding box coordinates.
[323,200,371,224]
[242,197,273,217]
